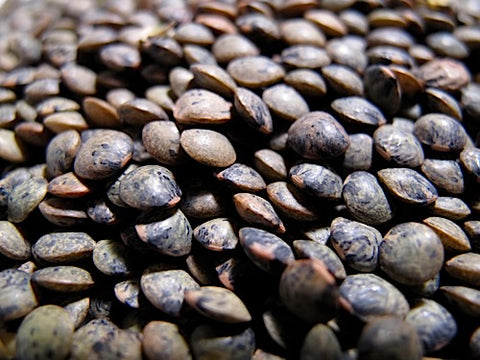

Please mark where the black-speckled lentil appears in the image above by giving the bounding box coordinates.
[0,0,479,358]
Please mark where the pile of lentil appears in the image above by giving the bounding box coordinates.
[0,0,479,358]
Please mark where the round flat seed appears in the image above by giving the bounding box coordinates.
[293,240,346,280]
[358,317,423,360]
[421,159,464,194]
[238,227,294,273]
[184,44,217,66]
[24,78,60,102]
[322,65,363,96]
[330,217,382,272]
[175,23,215,45]
[191,64,237,98]
[461,83,480,119]
[16,101,38,123]
[342,133,373,173]
[280,18,326,46]
[47,172,93,198]
[460,147,480,182]
[441,286,480,317]
[15,122,50,148]
[236,13,281,43]
[142,121,185,166]
[70,319,142,360]
[32,232,95,264]
[99,43,141,71]
[234,87,273,134]
[74,129,133,180]
[332,96,385,127]
[326,36,367,73]
[92,239,138,276]
[16,305,74,360]
[142,37,183,66]
[380,222,444,285]
[140,269,199,317]
[430,197,471,220]
[32,266,94,292]
[406,299,457,353]
[0,129,29,163]
[46,130,81,178]
[78,27,117,51]
[373,125,424,167]
[300,323,342,360]
[0,88,16,103]
[290,163,342,201]
[284,69,327,98]
[390,65,424,103]
[281,45,331,69]
[378,168,438,205]
[142,321,192,360]
[302,225,331,245]
[414,113,467,152]
[367,46,414,67]
[118,98,169,126]
[82,97,122,128]
[305,9,347,37]
[364,65,401,116]
[8,177,47,223]
[472,328,480,360]
[43,111,88,133]
[279,259,339,323]
[193,217,238,251]
[119,165,182,210]
[418,58,470,92]
[367,27,414,48]
[190,325,255,360]
[425,87,463,120]
[180,129,236,167]
[145,85,174,113]
[185,286,251,323]
[0,220,30,260]
[266,181,317,221]
[254,149,287,182]
[216,163,266,192]
[215,256,259,293]
[0,269,38,322]
[262,84,309,121]
[63,297,90,329]
[464,221,480,251]
[135,209,192,257]
[342,171,393,225]
[227,56,285,88]
[180,186,227,219]
[234,194,286,234]
[445,252,480,287]
[426,32,469,59]
[287,111,350,159]
[368,8,408,27]
[212,34,260,63]
[339,273,409,322]
[106,88,136,109]
[38,198,89,227]
[423,216,471,252]
[0,104,18,127]
[60,63,97,96]
[0,169,30,207]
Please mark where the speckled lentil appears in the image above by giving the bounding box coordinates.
[0,0,479,358]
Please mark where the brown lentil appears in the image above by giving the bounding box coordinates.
[0,1,479,358]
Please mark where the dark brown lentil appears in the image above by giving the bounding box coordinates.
[0,0,479,359]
